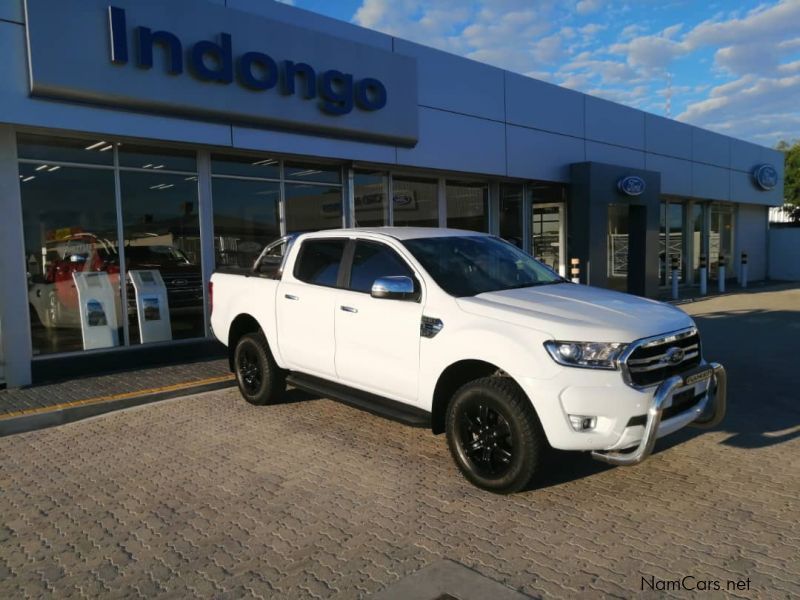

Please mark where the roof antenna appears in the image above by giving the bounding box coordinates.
[665,72,673,119]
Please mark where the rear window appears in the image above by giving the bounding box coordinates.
[293,239,347,287]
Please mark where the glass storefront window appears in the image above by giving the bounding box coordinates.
[285,184,343,233]
[659,202,667,286]
[353,171,388,227]
[284,161,341,184]
[607,204,629,293]
[119,144,197,172]
[20,163,120,355]
[17,133,114,166]
[211,154,280,180]
[212,178,281,272]
[691,204,706,284]
[499,184,523,248]
[119,171,204,344]
[533,205,564,275]
[446,180,488,232]
[391,176,439,227]
[668,202,685,283]
[710,204,735,280]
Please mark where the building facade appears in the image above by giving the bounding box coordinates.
[0,0,785,387]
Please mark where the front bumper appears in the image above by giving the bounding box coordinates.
[590,362,727,466]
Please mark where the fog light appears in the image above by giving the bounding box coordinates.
[569,415,597,431]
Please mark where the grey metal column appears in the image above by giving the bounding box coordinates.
[197,150,215,338]
[437,177,447,228]
[488,181,500,235]
[522,183,532,254]
[344,166,355,228]
[0,126,33,387]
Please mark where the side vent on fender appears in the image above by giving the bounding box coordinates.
[420,316,444,338]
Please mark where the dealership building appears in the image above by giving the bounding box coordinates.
[0,0,785,387]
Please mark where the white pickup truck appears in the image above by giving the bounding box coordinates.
[210,228,726,493]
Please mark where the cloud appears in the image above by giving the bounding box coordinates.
[576,0,604,16]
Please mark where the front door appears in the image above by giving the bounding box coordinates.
[334,240,423,404]
[276,238,347,379]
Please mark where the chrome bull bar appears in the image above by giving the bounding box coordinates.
[591,362,727,466]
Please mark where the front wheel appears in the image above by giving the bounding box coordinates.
[446,377,546,494]
[233,332,286,405]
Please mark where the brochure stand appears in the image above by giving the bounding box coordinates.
[73,271,120,350]
[129,270,172,344]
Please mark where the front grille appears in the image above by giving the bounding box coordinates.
[623,328,702,387]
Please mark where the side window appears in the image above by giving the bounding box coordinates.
[294,239,346,287]
[349,241,414,293]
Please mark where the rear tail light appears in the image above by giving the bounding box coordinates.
[208,281,213,315]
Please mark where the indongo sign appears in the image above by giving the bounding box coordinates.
[24,0,419,145]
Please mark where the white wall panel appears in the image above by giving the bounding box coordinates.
[0,22,232,147]
[393,39,505,122]
[0,1,23,23]
[397,107,505,175]
[505,73,584,138]
[692,162,730,201]
[646,154,691,196]
[730,170,783,206]
[692,128,730,168]
[735,204,768,281]
[232,126,396,165]
[769,228,800,281]
[645,114,691,160]
[506,125,584,182]
[585,141,645,170]
[585,96,645,150]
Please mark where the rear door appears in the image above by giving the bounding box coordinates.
[334,239,423,404]
[277,238,347,379]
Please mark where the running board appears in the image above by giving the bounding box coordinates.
[286,373,431,428]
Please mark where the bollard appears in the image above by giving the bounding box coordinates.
[718,255,726,294]
[671,254,679,300]
[740,252,748,288]
[699,254,707,296]
[570,258,580,284]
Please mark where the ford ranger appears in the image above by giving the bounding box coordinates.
[210,228,726,493]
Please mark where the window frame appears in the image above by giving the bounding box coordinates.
[291,237,349,289]
[342,239,421,300]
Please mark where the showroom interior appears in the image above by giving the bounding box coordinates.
[0,0,784,387]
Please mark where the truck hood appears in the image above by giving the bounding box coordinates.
[456,283,693,342]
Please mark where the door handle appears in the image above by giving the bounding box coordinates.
[284,294,299,301]
[340,305,358,313]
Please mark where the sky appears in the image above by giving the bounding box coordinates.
[279,0,800,147]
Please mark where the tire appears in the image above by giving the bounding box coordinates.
[233,332,286,405]
[445,377,546,494]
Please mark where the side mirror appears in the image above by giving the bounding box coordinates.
[371,276,417,301]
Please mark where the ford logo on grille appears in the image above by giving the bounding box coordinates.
[664,347,685,365]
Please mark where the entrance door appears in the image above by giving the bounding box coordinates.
[607,204,648,295]
[532,204,565,276]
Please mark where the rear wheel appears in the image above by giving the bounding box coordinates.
[446,377,545,494]
[233,332,286,405]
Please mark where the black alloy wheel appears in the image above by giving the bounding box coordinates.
[446,377,546,494]
[233,332,286,405]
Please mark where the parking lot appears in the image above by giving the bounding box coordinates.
[1,285,799,598]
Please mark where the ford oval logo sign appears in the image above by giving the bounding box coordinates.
[617,175,646,196]
[753,164,778,191]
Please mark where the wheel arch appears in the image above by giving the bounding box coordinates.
[227,313,264,371]
[431,359,522,434]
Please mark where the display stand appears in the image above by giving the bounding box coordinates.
[129,270,172,344]
[73,271,120,350]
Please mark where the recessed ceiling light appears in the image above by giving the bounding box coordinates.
[143,164,153,169]
[22,176,35,182]
[48,166,61,172]
[153,164,164,169]
[85,141,107,150]
[100,145,113,152]
[35,164,49,171]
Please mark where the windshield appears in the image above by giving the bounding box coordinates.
[402,235,564,297]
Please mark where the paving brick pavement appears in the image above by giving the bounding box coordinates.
[0,287,798,598]
[0,358,231,416]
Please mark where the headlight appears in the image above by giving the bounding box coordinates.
[544,341,626,370]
